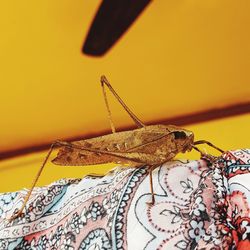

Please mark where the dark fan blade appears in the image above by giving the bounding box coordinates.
[82,0,151,56]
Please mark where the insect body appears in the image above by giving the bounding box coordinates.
[9,76,223,221]
[52,125,194,167]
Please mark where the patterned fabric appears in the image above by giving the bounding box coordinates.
[0,149,249,250]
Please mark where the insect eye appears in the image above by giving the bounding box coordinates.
[173,131,187,139]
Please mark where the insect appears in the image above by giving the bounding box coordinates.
[10,76,224,221]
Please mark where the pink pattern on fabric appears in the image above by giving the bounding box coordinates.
[0,149,249,249]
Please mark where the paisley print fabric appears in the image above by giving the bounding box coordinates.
[0,149,249,250]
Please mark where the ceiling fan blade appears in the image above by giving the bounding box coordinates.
[82,0,151,56]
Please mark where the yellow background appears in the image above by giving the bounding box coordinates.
[1,114,249,192]
[0,1,249,192]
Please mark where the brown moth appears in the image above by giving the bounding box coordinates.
[10,76,224,221]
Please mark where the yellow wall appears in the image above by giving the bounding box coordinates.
[0,0,250,153]
[0,1,249,192]
[0,113,249,192]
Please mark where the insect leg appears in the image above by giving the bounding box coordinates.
[100,75,145,128]
[85,173,105,178]
[147,165,158,205]
[149,167,155,205]
[101,76,116,133]
[193,140,224,153]
[9,140,143,222]
[55,141,160,205]
[9,141,61,222]
[192,145,204,155]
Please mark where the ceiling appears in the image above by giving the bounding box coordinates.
[0,0,249,154]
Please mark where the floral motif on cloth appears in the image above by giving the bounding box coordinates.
[0,149,249,250]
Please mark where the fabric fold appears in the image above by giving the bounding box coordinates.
[0,149,249,249]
